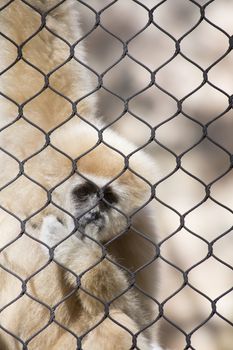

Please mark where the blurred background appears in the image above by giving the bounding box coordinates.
[78,1,233,349]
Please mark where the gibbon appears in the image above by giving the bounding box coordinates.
[0,1,162,349]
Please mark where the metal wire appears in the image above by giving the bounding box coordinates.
[0,0,232,349]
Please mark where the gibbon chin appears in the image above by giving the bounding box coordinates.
[0,1,162,349]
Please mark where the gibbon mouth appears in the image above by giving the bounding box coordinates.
[76,211,105,232]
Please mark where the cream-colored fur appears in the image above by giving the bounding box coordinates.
[0,1,161,349]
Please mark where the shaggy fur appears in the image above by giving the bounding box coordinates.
[0,1,161,349]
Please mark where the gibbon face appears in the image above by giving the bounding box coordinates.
[59,171,151,243]
[72,181,119,240]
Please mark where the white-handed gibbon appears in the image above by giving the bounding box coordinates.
[0,1,163,349]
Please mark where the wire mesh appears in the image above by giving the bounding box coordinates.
[0,0,232,349]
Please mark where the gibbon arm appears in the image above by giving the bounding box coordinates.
[40,216,135,316]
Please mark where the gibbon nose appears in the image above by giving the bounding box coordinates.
[90,211,101,221]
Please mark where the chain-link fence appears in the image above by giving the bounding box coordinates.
[0,0,233,349]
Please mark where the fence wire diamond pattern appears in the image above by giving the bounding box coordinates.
[0,0,232,349]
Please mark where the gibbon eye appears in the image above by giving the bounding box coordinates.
[103,187,118,204]
[72,182,98,201]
